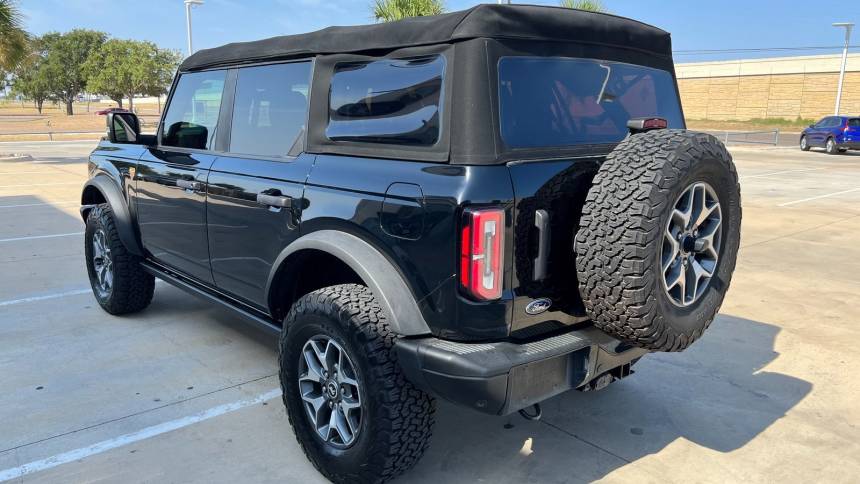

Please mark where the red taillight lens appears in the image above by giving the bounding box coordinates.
[460,208,505,300]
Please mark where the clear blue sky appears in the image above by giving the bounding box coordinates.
[17,0,860,62]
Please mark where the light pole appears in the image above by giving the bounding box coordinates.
[833,22,854,115]
[184,0,204,57]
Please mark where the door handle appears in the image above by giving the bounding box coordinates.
[533,209,551,281]
[257,193,292,209]
[176,179,202,191]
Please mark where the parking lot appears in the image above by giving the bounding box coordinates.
[1,140,859,483]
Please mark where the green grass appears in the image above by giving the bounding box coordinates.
[744,117,817,128]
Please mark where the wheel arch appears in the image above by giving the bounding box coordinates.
[266,230,432,337]
[81,176,143,256]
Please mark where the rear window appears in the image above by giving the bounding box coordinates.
[230,62,311,157]
[327,55,444,146]
[498,57,684,149]
[849,118,860,127]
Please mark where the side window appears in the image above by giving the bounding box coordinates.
[230,62,312,157]
[818,117,835,128]
[849,118,860,127]
[327,55,445,146]
[161,70,227,150]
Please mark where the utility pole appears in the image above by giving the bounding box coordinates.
[184,0,204,57]
[833,22,854,115]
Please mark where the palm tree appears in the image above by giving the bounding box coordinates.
[373,0,444,23]
[0,0,28,71]
[559,0,607,12]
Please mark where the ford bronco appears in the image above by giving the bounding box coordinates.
[81,5,741,483]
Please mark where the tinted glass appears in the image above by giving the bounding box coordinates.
[327,55,444,146]
[230,62,311,157]
[817,117,835,128]
[498,57,684,148]
[161,70,227,150]
[849,118,860,127]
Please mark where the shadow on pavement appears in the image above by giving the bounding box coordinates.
[404,314,811,483]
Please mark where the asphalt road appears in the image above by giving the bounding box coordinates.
[1,140,859,483]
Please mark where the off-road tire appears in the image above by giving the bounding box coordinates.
[85,203,155,314]
[279,284,436,484]
[575,130,741,352]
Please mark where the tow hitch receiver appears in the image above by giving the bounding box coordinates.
[580,362,635,392]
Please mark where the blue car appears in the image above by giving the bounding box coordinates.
[800,115,860,154]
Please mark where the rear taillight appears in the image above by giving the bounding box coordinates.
[460,208,505,300]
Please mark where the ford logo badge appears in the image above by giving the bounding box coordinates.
[525,298,552,315]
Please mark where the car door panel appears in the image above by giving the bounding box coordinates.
[206,154,314,308]
[136,149,217,284]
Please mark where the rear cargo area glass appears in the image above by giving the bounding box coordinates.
[498,57,684,148]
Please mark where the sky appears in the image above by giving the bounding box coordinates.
[16,0,860,63]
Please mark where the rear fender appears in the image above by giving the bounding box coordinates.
[266,230,432,336]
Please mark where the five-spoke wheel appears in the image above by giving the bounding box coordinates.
[661,181,723,307]
[298,336,362,448]
[91,228,113,298]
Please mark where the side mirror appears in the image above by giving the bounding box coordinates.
[809,124,815,128]
[106,112,141,144]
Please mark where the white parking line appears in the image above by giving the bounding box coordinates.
[745,168,823,179]
[0,388,282,482]
[779,187,860,207]
[0,182,81,189]
[0,289,91,308]
[0,232,83,243]
[0,201,79,209]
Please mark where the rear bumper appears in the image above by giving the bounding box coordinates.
[395,326,648,415]
[838,141,860,150]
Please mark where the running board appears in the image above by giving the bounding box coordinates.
[141,261,281,336]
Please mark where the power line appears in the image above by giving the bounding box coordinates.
[674,45,860,55]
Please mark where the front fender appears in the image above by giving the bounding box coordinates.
[80,175,143,256]
[266,230,432,336]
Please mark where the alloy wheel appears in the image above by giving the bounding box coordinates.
[298,335,362,448]
[660,182,723,306]
[91,229,113,298]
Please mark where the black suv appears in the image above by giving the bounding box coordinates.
[81,5,741,483]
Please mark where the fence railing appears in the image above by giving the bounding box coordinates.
[0,130,105,141]
[717,129,781,146]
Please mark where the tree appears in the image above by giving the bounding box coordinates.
[84,39,180,112]
[142,48,182,113]
[559,0,607,12]
[373,0,444,22]
[10,36,51,113]
[41,29,106,115]
[0,0,28,71]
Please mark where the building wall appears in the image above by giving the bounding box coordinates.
[676,54,860,121]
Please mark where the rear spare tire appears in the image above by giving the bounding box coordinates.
[575,130,741,352]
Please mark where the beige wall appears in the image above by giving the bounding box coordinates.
[676,54,860,121]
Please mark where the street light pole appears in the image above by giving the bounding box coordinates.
[833,22,854,115]
[184,0,204,57]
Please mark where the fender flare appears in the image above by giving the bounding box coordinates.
[81,175,144,256]
[267,230,432,336]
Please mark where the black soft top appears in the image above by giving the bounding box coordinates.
[180,4,671,71]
